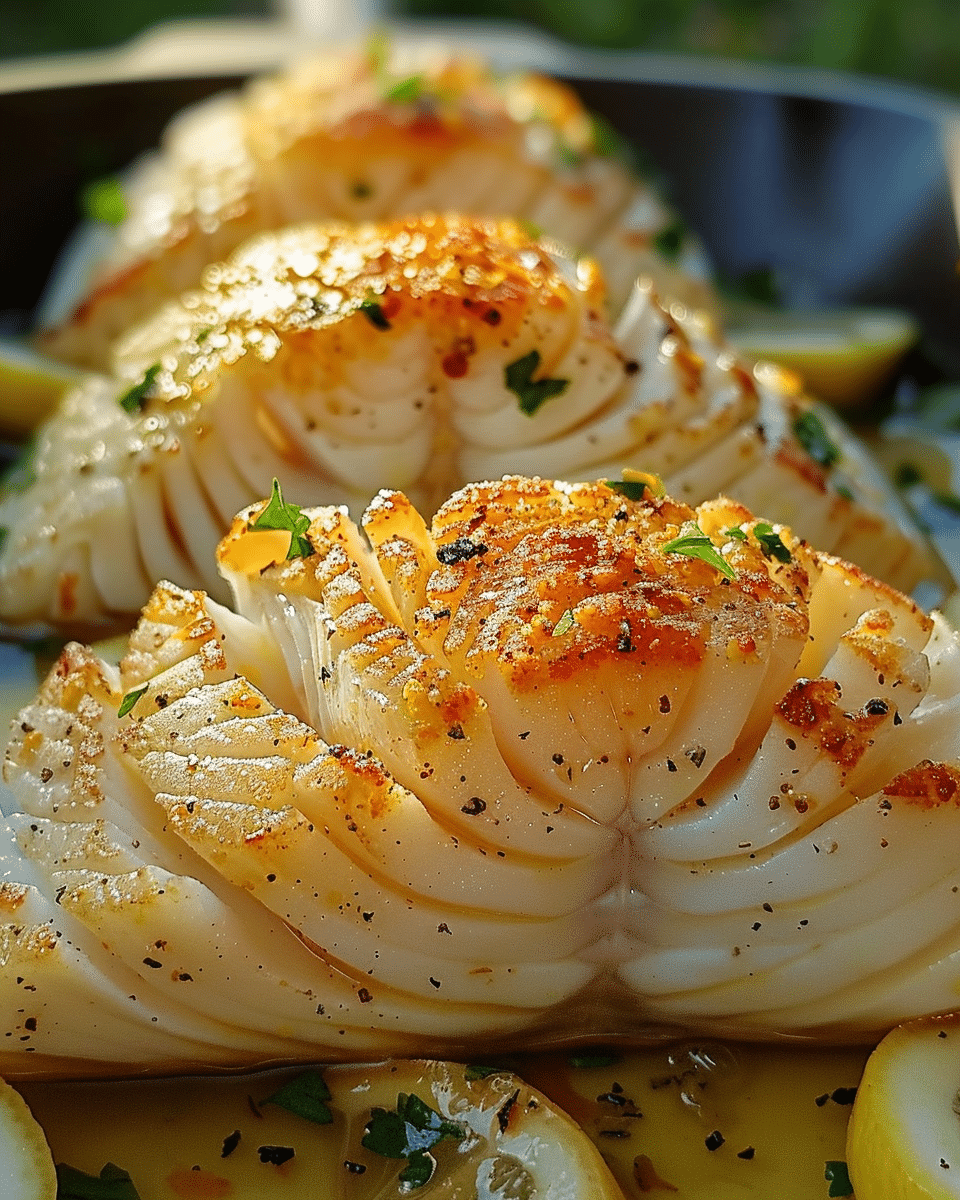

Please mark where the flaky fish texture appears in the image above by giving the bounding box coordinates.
[1,476,959,1077]
[40,41,710,369]
[0,216,934,631]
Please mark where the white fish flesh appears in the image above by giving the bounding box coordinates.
[40,42,711,370]
[0,216,936,631]
[0,476,958,1076]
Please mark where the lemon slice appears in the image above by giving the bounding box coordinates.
[314,1059,624,1197]
[726,307,918,408]
[21,1059,623,1199]
[847,1014,960,1198]
[0,339,80,437]
[0,1076,56,1199]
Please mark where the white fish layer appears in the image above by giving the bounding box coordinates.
[40,42,711,369]
[0,217,936,630]
[0,476,958,1076]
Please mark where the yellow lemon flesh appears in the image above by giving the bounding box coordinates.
[0,339,80,438]
[21,1059,623,1199]
[847,1014,960,1199]
[0,1076,56,1199]
[726,307,918,409]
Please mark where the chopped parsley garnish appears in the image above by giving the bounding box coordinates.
[362,1092,465,1189]
[753,521,792,562]
[589,113,636,168]
[262,1069,333,1125]
[721,266,783,308]
[505,349,569,415]
[603,472,665,502]
[359,297,391,330]
[724,522,791,563]
[384,74,425,103]
[555,142,584,170]
[661,521,736,579]
[824,1160,854,1197]
[552,608,576,637]
[934,489,960,514]
[250,479,313,559]
[56,1161,141,1199]
[117,684,148,719]
[118,364,161,414]
[653,218,687,262]
[80,176,127,226]
[793,410,841,469]
[464,1064,509,1080]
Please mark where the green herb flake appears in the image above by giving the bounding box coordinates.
[80,177,127,226]
[721,266,783,308]
[118,364,161,414]
[934,489,960,515]
[117,684,148,719]
[384,74,424,103]
[505,349,569,415]
[661,521,736,580]
[362,1092,465,1189]
[56,1161,141,1200]
[552,609,576,637]
[723,525,748,542]
[589,113,635,167]
[835,484,854,501]
[262,1068,333,1125]
[752,521,792,563]
[824,1160,854,1197]
[793,410,841,469]
[359,297,391,330]
[653,218,687,262]
[464,1064,508,1081]
[250,479,313,559]
[555,143,584,170]
[568,1052,621,1068]
[604,472,664,502]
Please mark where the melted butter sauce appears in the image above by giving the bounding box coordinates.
[16,1041,870,1199]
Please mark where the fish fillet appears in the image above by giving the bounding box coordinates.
[0,476,957,1076]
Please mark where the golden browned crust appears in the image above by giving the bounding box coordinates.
[113,215,609,411]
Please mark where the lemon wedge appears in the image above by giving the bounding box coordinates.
[0,339,79,437]
[726,307,918,408]
[847,1014,960,1198]
[0,1076,56,1199]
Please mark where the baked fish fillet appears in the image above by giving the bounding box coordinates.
[0,216,934,631]
[41,41,710,370]
[0,476,958,1076]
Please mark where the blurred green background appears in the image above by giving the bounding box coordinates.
[1,0,956,98]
